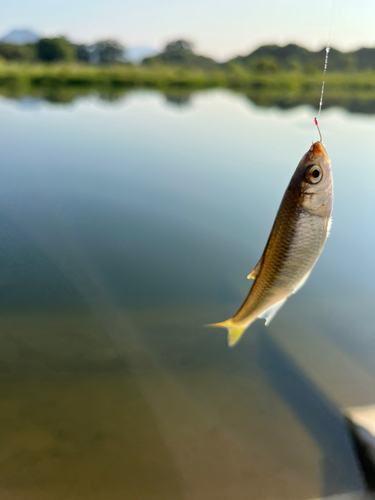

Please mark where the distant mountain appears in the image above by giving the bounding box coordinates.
[1,29,40,45]
[127,46,159,63]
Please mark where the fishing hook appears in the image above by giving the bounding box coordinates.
[314,117,323,143]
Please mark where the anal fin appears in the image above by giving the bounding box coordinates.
[258,298,288,326]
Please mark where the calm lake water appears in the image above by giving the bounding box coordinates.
[0,89,374,499]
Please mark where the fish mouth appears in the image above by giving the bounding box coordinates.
[309,141,323,153]
[308,141,328,159]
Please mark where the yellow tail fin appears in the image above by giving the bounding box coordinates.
[206,320,248,347]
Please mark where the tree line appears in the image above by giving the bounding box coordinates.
[0,38,125,64]
[143,40,375,73]
[1,36,375,73]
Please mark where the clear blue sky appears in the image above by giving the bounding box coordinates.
[1,0,374,59]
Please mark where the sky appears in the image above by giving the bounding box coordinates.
[0,0,374,60]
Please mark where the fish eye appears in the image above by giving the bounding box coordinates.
[305,165,322,184]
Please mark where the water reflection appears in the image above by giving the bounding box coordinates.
[0,86,127,105]
[0,88,374,498]
[1,85,375,114]
[245,93,375,114]
[164,93,192,107]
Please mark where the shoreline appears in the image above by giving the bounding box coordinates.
[1,63,375,94]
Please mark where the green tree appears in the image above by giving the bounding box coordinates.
[37,38,76,62]
[76,44,90,63]
[164,40,193,53]
[93,40,125,64]
[250,57,280,73]
[0,43,36,61]
[142,39,218,70]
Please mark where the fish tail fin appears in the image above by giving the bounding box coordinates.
[206,319,249,347]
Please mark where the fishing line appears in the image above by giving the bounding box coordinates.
[317,46,330,121]
[315,0,335,136]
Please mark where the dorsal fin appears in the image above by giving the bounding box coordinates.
[247,257,263,280]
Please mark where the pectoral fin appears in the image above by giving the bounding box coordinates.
[325,216,332,237]
[247,257,263,280]
[258,298,288,326]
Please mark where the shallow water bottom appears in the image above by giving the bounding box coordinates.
[0,308,369,500]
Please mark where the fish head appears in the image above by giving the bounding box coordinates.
[293,141,333,216]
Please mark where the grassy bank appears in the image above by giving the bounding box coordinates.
[0,63,375,113]
[0,62,375,93]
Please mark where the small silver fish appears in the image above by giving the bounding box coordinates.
[209,141,333,346]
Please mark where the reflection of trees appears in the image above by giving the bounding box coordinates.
[96,90,127,102]
[342,100,375,114]
[0,85,128,105]
[0,85,375,114]
[164,93,191,107]
[245,92,375,115]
